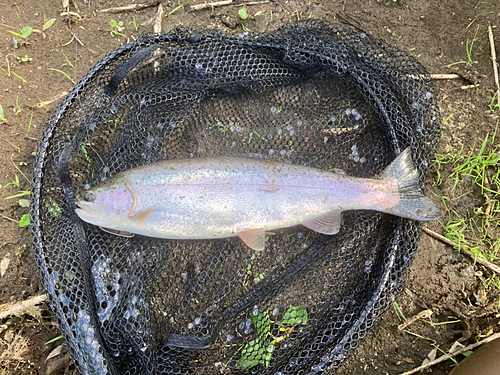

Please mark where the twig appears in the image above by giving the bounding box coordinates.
[461,83,481,90]
[397,309,433,331]
[70,31,84,46]
[191,0,233,10]
[422,226,500,275]
[35,91,69,108]
[0,294,48,320]
[99,2,161,13]
[232,1,270,6]
[0,23,16,29]
[488,24,500,108]
[398,331,500,375]
[71,0,80,13]
[61,32,84,47]
[430,74,461,80]
[60,11,82,19]
[153,3,164,33]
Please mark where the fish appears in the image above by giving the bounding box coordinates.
[75,148,439,250]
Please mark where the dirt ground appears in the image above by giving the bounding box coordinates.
[0,0,499,374]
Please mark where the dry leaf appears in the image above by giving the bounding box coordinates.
[45,344,67,363]
[420,347,437,369]
[0,256,11,277]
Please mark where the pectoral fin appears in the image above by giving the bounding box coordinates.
[129,206,154,225]
[99,227,134,238]
[238,229,266,251]
[302,211,342,235]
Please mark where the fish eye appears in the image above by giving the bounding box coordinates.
[84,191,95,202]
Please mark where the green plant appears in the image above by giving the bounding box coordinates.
[128,16,138,31]
[35,17,56,38]
[16,54,33,63]
[238,8,262,20]
[441,26,479,68]
[0,104,8,124]
[45,335,63,345]
[61,51,73,68]
[238,8,249,20]
[15,96,21,115]
[393,301,406,321]
[0,55,27,83]
[235,305,309,370]
[169,0,183,15]
[109,19,126,37]
[9,26,34,41]
[488,91,500,111]
[431,120,500,302]
[49,68,75,84]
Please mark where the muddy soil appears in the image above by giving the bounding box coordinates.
[0,0,499,374]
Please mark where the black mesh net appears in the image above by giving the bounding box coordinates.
[31,20,440,374]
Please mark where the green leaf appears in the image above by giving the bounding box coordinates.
[43,18,56,31]
[255,11,262,16]
[18,199,30,208]
[281,305,308,326]
[5,191,31,200]
[0,104,5,121]
[252,311,271,338]
[20,26,33,39]
[109,19,118,28]
[8,30,21,37]
[236,338,267,370]
[19,213,30,227]
[462,350,473,357]
[238,8,248,20]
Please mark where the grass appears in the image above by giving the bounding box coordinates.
[2,156,32,228]
[0,55,27,83]
[49,68,75,84]
[488,91,500,111]
[431,119,500,304]
[169,0,183,15]
[441,26,479,68]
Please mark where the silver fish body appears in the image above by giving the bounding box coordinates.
[76,148,439,250]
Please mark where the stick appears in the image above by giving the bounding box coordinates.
[70,31,84,46]
[99,2,160,13]
[60,11,82,19]
[461,83,481,90]
[397,309,433,331]
[0,294,48,320]
[430,74,461,80]
[191,0,233,10]
[153,3,164,33]
[35,91,69,108]
[422,226,500,275]
[488,24,500,108]
[399,331,500,375]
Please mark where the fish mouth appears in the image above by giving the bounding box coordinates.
[75,200,95,222]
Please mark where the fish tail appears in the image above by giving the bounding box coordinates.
[381,148,440,221]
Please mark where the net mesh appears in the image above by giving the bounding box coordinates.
[31,20,440,374]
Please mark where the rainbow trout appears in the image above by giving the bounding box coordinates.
[76,148,439,250]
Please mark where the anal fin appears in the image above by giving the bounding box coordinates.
[99,227,134,238]
[238,229,266,251]
[302,211,342,235]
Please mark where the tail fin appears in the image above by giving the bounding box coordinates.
[381,148,440,221]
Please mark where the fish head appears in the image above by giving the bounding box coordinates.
[75,178,136,226]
